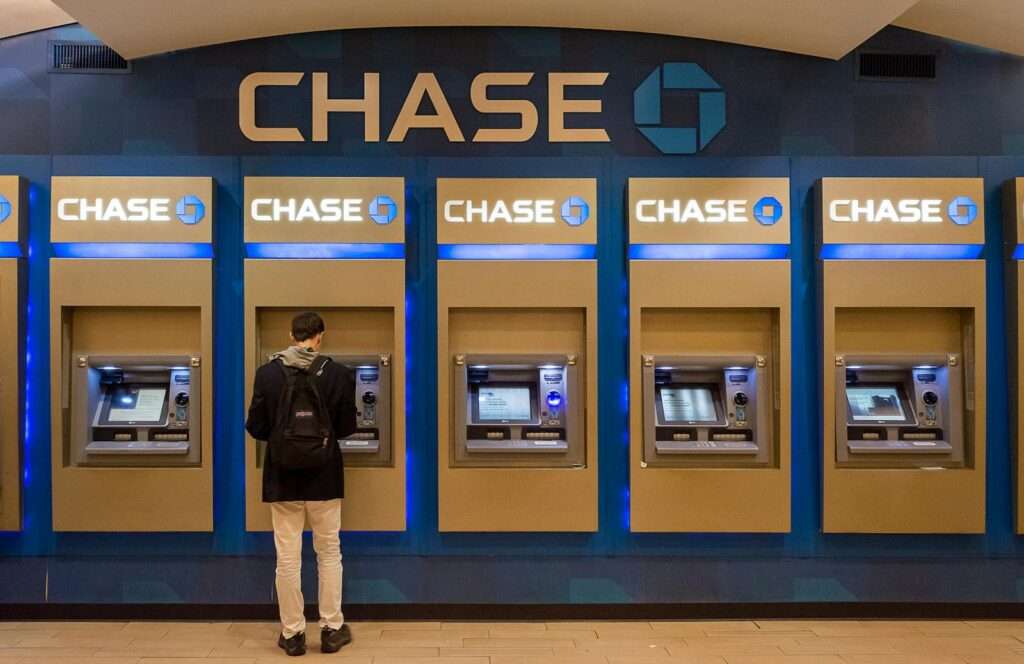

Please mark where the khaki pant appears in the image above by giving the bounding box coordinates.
[271,499,344,638]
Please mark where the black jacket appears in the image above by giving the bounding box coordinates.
[245,357,357,502]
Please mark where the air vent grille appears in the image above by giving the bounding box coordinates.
[858,52,936,80]
[49,41,131,74]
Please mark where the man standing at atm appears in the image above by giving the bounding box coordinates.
[246,311,358,657]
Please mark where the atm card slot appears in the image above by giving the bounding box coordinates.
[340,430,380,453]
[85,441,190,455]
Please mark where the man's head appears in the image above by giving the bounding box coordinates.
[290,311,325,352]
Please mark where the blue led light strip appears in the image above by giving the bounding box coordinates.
[245,243,405,260]
[1013,245,1024,260]
[52,243,213,259]
[438,244,596,260]
[820,244,983,260]
[0,243,21,258]
[628,244,789,260]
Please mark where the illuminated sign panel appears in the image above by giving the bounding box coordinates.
[243,177,405,244]
[628,178,789,245]
[0,176,23,245]
[819,178,984,246]
[436,178,597,245]
[51,177,214,244]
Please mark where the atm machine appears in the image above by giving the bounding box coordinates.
[835,355,963,467]
[49,176,214,532]
[641,355,770,464]
[437,177,598,532]
[69,356,199,465]
[452,354,581,466]
[628,177,790,532]
[818,177,985,534]
[0,175,25,531]
[335,354,391,464]
[244,175,406,531]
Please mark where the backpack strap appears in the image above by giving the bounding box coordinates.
[273,358,300,433]
[306,356,333,436]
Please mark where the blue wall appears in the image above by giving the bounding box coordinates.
[1,24,1024,605]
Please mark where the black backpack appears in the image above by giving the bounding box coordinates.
[270,356,335,471]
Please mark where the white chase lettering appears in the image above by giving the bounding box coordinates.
[635,199,749,223]
[829,199,943,223]
[250,197,364,223]
[443,199,557,224]
[56,198,172,222]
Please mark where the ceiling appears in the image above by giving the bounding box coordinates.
[2,0,1023,61]
[0,0,72,40]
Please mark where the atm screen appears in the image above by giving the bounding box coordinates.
[846,385,910,423]
[658,385,721,424]
[102,386,167,425]
[473,385,535,423]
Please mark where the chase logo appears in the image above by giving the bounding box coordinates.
[948,196,978,226]
[176,195,206,225]
[0,195,10,224]
[634,63,726,155]
[753,196,783,226]
[369,195,398,225]
[561,196,590,227]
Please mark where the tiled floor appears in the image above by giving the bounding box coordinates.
[2,620,1024,662]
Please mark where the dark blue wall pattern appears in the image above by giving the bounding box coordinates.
[1,22,1024,606]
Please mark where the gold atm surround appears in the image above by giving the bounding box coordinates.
[438,261,598,532]
[49,262,214,532]
[629,264,791,533]
[244,261,406,532]
[817,177,986,534]
[0,175,25,531]
[1002,178,1024,533]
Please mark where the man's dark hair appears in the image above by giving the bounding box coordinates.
[291,311,325,342]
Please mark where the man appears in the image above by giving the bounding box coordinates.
[246,311,357,657]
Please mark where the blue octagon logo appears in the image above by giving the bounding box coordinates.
[176,195,205,225]
[634,62,726,155]
[369,195,398,225]
[0,195,10,224]
[560,196,590,226]
[753,196,783,226]
[948,196,978,225]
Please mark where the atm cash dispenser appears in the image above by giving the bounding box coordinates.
[642,355,771,465]
[451,354,582,466]
[49,175,214,532]
[244,176,407,532]
[437,177,598,532]
[0,175,25,531]
[628,177,791,533]
[836,355,963,467]
[69,356,200,465]
[818,177,985,534]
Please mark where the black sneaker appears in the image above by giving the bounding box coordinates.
[278,632,306,656]
[320,624,352,653]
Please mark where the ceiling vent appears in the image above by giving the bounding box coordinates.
[48,41,131,74]
[857,52,936,80]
